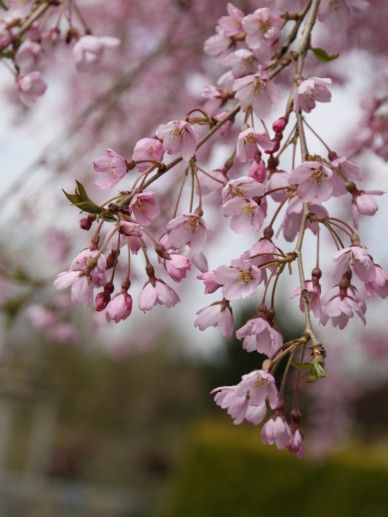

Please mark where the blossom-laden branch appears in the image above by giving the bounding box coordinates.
[0,0,120,106]
[52,0,387,457]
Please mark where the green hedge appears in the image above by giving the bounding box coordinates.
[163,420,388,517]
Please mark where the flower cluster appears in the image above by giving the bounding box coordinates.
[49,0,387,456]
[0,1,119,107]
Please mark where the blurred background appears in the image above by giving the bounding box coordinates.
[1,0,388,515]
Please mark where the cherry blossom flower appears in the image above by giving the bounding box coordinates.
[105,292,133,323]
[129,192,160,226]
[288,429,304,458]
[289,161,336,202]
[333,246,375,282]
[203,32,231,57]
[292,280,322,318]
[222,195,267,233]
[54,271,93,305]
[320,284,366,329]
[249,160,267,182]
[93,149,128,189]
[352,190,384,227]
[236,315,283,356]
[73,35,120,71]
[213,258,262,300]
[132,137,164,172]
[212,369,278,425]
[194,302,234,338]
[162,253,191,282]
[293,77,332,113]
[242,8,282,52]
[218,3,245,38]
[17,71,47,107]
[282,198,328,242]
[261,416,292,449]
[117,221,143,253]
[222,49,257,78]
[222,177,265,203]
[234,67,279,118]
[138,279,179,312]
[156,120,197,161]
[197,271,221,294]
[365,265,388,298]
[166,213,208,252]
[236,128,273,162]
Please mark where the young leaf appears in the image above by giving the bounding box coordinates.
[311,47,339,62]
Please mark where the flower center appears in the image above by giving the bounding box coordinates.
[238,269,252,284]
[311,167,325,183]
[253,78,265,96]
[259,20,271,35]
[243,202,255,215]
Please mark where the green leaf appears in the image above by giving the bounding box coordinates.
[311,47,339,62]
[63,181,107,217]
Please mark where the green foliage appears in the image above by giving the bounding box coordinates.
[63,180,115,220]
[163,421,388,517]
[311,47,340,62]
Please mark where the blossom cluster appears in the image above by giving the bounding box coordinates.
[47,0,386,456]
[0,1,119,106]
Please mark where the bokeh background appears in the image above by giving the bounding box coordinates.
[1,0,388,515]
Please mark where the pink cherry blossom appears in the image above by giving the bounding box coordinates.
[333,246,375,282]
[117,221,143,252]
[288,429,304,457]
[203,32,230,57]
[194,302,234,338]
[242,8,282,52]
[282,198,328,242]
[132,137,164,172]
[222,195,267,233]
[222,49,257,78]
[236,315,283,356]
[249,238,278,271]
[236,128,273,162]
[213,258,262,300]
[218,3,245,38]
[162,253,191,282]
[129,191,160,226]
[93,149,128,189]
[249,160,267,182]
[156,120,197,161]
[222,177,265,203]
[73,35,120,71]
[212,369,278,425]
[166,213,208,252]
[292,279,322,318]
[138,279,179,312]
[320,284,366,329]
[69,248,107,287]
[261,416,292,450]
[54,271,93,305]
[352,190,384,227]
[105,291,133,323]
[197,271,221,294]
[234,67,280,119]
[17,71,47,107]
[365,265,388,298]
[293,77,332,113]
[289,161,336,202]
